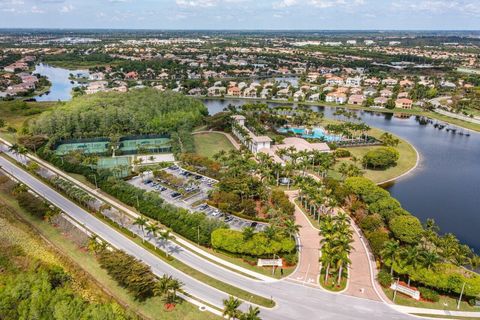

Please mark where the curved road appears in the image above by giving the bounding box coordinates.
[0,155,412,320]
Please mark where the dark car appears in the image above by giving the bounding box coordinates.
[250,222,258,228]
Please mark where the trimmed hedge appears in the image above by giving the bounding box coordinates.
[211,229,295,257]
[419,287,440,302]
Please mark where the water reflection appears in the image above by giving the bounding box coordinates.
[33,64,89,101]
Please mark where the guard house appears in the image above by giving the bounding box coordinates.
[231,115,272,153]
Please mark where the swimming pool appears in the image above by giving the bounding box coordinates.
[278,127,342,142]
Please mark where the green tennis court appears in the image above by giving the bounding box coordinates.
[55,141,108,155]
[120,138,171,153]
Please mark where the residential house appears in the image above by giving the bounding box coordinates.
[293,90,306,102]
[348,95,365,105]
[207,86,226,96]
[382,78,398,86]
[227,86,241,97]
[395,98,413,109]
[374,97,388,107]
[326,92,347,104]
[380,89,393,98]
[243,87,257,98]
[346,77,362,87]
[308,93,321,101]
[326,76,344,86]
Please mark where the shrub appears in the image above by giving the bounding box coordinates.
[468,298,477,306]
[377,270,393,287]
[283,252,298,266]
[15,191,50,219]
[366,230,390,256]
[211,229,295,257]
[359,214,384,232]
[389,215,424,244]
[419,287,440,302]
[334,148,351,158]
[362,147,400,169]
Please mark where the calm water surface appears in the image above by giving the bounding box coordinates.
[203,99,480,252]
[33,64,89,101]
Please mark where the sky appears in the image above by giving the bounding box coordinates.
[0,0,479,30]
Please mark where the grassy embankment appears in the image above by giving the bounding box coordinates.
[0,182,218,320]
[333,127,418,184]
[193,132,236,158]
[382,287,477,312]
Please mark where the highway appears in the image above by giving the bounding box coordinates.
[0,153,412,320]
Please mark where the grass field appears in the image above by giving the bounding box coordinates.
[0,100,57,143]
[332,127,418,184]
[0,185,219,320]
[193,132,235,158]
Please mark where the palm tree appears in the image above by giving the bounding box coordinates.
[223,296,242,320]
[401,246,421,286]
[283,219,301,240]
[381,240,400,275]
[334,250,351,285]
[239,306,261,320]
[421,250,439,270]
[133,216,148,243]
[154,275,184,306]
[159,228,175,258]
[320,244,334,283]
[146,222,160,241]
[263,225,277,240]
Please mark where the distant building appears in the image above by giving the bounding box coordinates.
[395,98,413,109]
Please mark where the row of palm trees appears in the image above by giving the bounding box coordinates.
[222,296,262,320]
[133,216,175,257]
[381,240,440,286]
[319,213,354,286]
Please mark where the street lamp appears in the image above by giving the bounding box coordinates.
[457,282,466,310]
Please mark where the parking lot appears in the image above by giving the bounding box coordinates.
[128,165,267,232]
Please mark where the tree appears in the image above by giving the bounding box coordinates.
[380,133,400,147]
[154,275,184,306]
[362,147,399,169]
[223,296,242,320]
[381,240,400,275]
[283,219,301,240]
[401,246,422,286]
[242,226,255,241]
[159,228,175,258]
[389,215,424,244]
[133,216,148,242]
[0,118,5,129]
[239,306,262,320]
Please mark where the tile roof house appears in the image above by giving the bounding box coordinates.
[395,98,413,109]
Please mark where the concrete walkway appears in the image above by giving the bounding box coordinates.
[285,190,321,287]
[193,130,241,150]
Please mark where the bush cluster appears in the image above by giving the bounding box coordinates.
[211,229,295,257]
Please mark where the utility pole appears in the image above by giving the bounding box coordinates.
[272,253,277,276]
[393,278,400,303]
[457,282,466,310]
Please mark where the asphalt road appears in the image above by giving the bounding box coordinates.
[0,155,413,320]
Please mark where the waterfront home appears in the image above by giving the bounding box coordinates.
[308,93,321,101]
[294,90,306,102]
[398,92,409,99]
[207,86,226,96]
[125,71,139,80]
[348,94,365,105]
[89,72,105,81]
[363,87,377,97]
[326,92,347,104]
[275,88,291,99]
[400,79,414,88]
[395,98,413,109]
[374,96,389,107]
[364,78,380,86]
[243,87,257,98]
[227,86,241,97]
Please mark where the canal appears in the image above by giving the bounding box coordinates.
[203,99,480,252]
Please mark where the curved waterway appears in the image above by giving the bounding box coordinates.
[33,64,89,101]
[203,99,480,252]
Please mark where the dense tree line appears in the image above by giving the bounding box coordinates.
[31,89,207,141]
[98,249,157,301]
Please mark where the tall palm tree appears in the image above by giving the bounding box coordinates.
[239,306,261,320]
[421,250,439,270]
[402,246,421,286]
[283,219,301,240]
[223,296,242,320]
[133,216,148,243]
[146,222,160,241]
[159,228,175,258]
[334,250,351,285]
[381,240,400,275]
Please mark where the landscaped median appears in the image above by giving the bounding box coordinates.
[0,152,276,309]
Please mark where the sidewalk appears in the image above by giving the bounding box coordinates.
[392,305,480,318]
[285,190,321,287]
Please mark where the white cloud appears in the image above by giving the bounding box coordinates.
[59,4,73,12]
[30,5,44,13]
[176,0,217,7]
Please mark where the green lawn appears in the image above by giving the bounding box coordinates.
[412,314,480,319]
[333,127,418,184]
[193,132,235,158]
[0,188,218,320]
[382,287,478,312]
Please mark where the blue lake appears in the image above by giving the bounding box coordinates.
[33,64,89,101]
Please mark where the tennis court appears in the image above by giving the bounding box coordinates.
[120,138,171,153]
[55,141,108,155]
